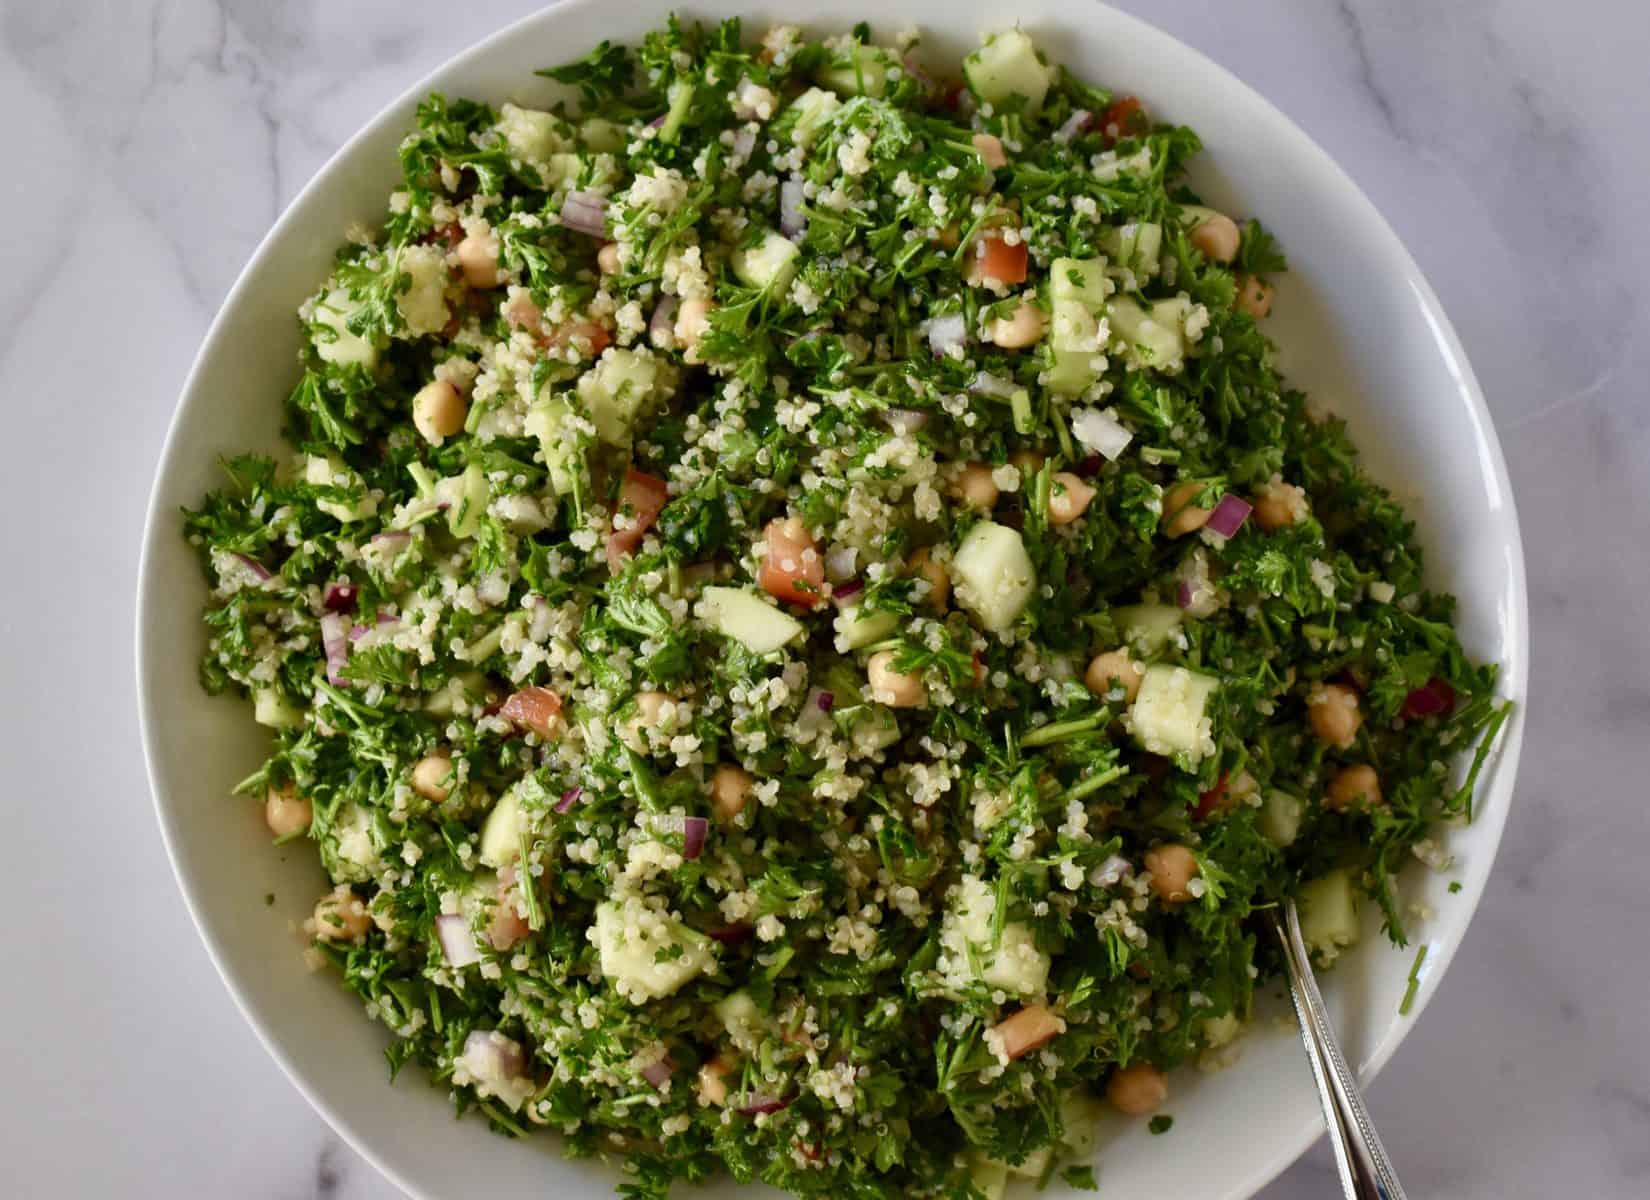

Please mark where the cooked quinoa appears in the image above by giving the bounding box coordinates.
[183,19,1509,1199]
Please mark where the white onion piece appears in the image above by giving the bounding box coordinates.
[922,313,966,357]
[559,190,607,237]
[319,613,350,685]
[1071,407,1134,461]
[824,545,859,582]
[1056,109,1093,142]
[1092,854,1132,886]
[732,128,756,161]
[885,408,930,436]
[780,177,806,240]
[649,295,679,347]
[457,1030,534,1111]
[436,915,481,968]
[969,371,1018,399]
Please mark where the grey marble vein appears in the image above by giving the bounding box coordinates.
[0,1,1646,1197]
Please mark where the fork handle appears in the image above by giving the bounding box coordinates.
[1272,903,1408,1200]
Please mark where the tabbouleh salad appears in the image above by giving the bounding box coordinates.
[183,17,1509,1199]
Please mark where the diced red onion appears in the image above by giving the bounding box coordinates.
[649,295,679,346]
[902,55,936,92]
[832,578,865,603]
[1071,407,1134,461]
[320,613,350,684]
[969,371,1018,399]
[885,408,929,436]
[732,128,756,160]
[1093,853,1132,886]
[1057,109,1093,142]
[681,816,708,860]
[460,1030,527,1084]
[816,691,835,713]
[322,581,357,613]
[647,113,666,130]
[1206,494,1253,538]
[233,553,272,582]
[556,787,582,814]
[708,924,753,944]
[1074,454,1103,478]
[736,1092,787,1116]
[779,177,806,240]
[436,914,480,968]
[640,1056,675,1088]
[560,190,607,237]
[1401,677,1455,719]
[922,313,967,357]
[1176,579,1195,610]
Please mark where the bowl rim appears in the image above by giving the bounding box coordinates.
[135,2,1528,1197]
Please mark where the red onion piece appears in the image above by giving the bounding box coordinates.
[640,1056,675,1088]
[1401,677,1455,719]
[233,553,272,582]
[902,55,936,93]
[1176,579,1195,610]
[1074,454,1103,478]
[436,914,480,968]
[779,177,806,239]
[831,578,865,603]
[708,924,753,944]
[736,1092,788,1116]
[1056,109,1093,142]
[319,612,350,684]
[461,1030,527,1084]
[1205,494,1253,538]
[969,371,1017,399]
[322,581,357,612]
[922,314,966,357]
[649,295,679,346]
[560,190,607,237]
[816,691,835,713]
[681,816,708,860]
[556,787,582,814]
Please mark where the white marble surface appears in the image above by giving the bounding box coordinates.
[1,0,1646,1195]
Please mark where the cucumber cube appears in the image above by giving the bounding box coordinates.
[964,30,1054,115]
[952,521,1036,633]
[731,229,800,293]
[697,586,806,654]
[1130,663,1218,763]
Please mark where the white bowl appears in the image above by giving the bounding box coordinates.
[136,2,1528,1197]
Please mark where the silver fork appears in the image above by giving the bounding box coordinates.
[1267,900,1409,1200]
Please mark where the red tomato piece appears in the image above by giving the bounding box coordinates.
[1192,772,1231,821]
[758,517,825,608]
[499,686,562,739]
[969,235,1029,286]
[606,468,670,571]
[1100,96,1148,143]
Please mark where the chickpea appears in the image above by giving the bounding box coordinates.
[1236,274,1273,319]
[1144,843,1200,903]
[1325,764,1383,811]
[710,764,754,825]
[988,297,1046,349]
[698,1054,734,1107]
[1189,211,1241,264]
[1107,1063,1169,1116]
[1047,471,1098,526]
[629,691,678,739]
[1084,650,1143,703]
[867,650,925,708]
[455,230,503,288]
[312,885,370,943]
[950,462,1000,511]
[1252,478,1307,531]
[907,547,950,611]
[596,242,621,275]
[972,132,1009,170]
[412,379,467,445]
[264,784,312,838]
[1307,683,1362,749]
[674,296,713,358]
[411,752,455,802]
[1161,480,1213,538]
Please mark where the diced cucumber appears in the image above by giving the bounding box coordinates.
[963,29,1054,115]
[939,875,1051,997]
[594,896,715,1000]
[541,152,584,188]
[312,287,380,370]
[395,244,449,337]
[424,671,485,717]
[1111,603,1183,654]
[1059,1089,1107,1157]
[1299,868,1360,960]
[697,586,806,654]
[576,348,669,446]
[325,802,377,881]
[437,463,489,539]
[1130,663,1218,763]
[848,706,901,756]
[524,397,584,495]
[1259,790,1304,847]
[967,1156,1009,1200]
[952,521,1036,633]
[497,102,568,164]
[731,229,800,293]
[1201,1012,1242,1049]
[1047,256,1111,396]
[787,87,843,148]
[818,43,899,97]
[253,687,302,729]
[1108,295,1190,373]
[988,1146,1052,1180]
[714,990,764,1048]
[579,116,625,153]
[833,604,898,651]
[1100,221,1163,278]
[305,453,377,523]
[478,788,523,868]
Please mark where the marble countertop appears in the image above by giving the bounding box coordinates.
[2,0,1646,1196]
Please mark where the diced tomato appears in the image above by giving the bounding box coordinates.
[758,517,826,608]
[503,292,545,336]
[938,78,967,111]
[971,651,987,688]
[1401,677,1456,720]
[606,468,670,572]
[499,686,562,739]
[990,1004,1066,1061]
[1192,772,1231,821]
[487,869,532,951]
[547,319,611,359]
[967,235,1029,287]
[1099,96,1148,143]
